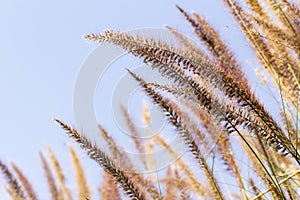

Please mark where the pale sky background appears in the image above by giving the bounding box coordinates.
[0,0,270,199]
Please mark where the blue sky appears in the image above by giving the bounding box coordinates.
[0,0,264,199]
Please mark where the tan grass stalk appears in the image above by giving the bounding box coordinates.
[163,167,177,200]
[141,101,159,176]
[173,167,191,200]
[216,133,247,198]
[69,146,90,199]
[249,178,265,200]
[0,160,25,200]
[47,147,65,187]
[120,104,145,154]
[98,124,161,199]
[98,124,131,168]
[11,162,37,200]
[154,135,210,198]
[5,187,25,200]
[54,118,146,200]
[146,83,198,104]
[98,124,137,172]
[40,152,59,200]
[246,0,270,20]
[165,25,205,60]
[142,100,150,126]
[99,172,121,200]
[47,147,72,200]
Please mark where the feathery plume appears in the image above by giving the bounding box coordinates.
[47,147,72,200]
[54,118,146,200]
[69,146,90,199]
[99,173,121,200]
[40,152,59,200]
[0,160,25,200]
[11,162,38,200]
[98,124,161,199]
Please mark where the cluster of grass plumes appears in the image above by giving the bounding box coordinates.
[0,145,119,200]
[83,0,300,199]
[1,0,300,199]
